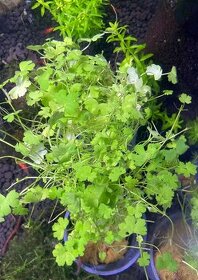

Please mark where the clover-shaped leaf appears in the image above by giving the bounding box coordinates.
[179,93,192,104]
[156,252,178,272]
[52,217,69,241]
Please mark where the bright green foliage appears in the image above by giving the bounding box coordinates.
[52,217,69,240]
[0,25,195,267]
[3,110,22,123]
[0,191,27,220]
[176,162,197,177]
[32,0,109,40]
[156,252,178,272]
[53,243,72,266]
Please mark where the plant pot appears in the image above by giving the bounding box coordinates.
[64,212,147,276]
[146,212,183,280]
[146,211,198,280]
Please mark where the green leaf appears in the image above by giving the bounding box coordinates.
[15,142,30,157]
[48,142,76,163]
[163,90,173,96]
[176,162,197,177]
[66,50,82,61]
[168,66,177,84]
[163,149,178,162]
[175,135,188,155]
[79,33,104,43]
[6,190,20,207]
[22,186,45,203]
[179,93,192,104]
[36,68,53,91]
[64,92,79,116]
[140,53,153,62]
[27,44,43,52]
[53,243,68,266]
[98,203,113,219]
[138,252,150,266]
[23,131,42,146]
[0,194,11,216]
[134,218,147,235]
[84,98,99,114]
[74,165,92,182]
[27,90,43,106]
[99,251,106,262]
[156,252,178,272]
[0,190,20,217]
[12,204,28,215]
[109,167,125,182]
[19,61,35,72]
[104,231,115,244]
[3,110,21,123]
[52,217,69,241]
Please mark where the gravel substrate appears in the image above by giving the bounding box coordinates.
[0,0,54,66]
[108,0,159,41]
[0,158,31,257]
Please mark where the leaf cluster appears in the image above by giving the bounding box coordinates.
[0,26,196,267]
[32,0,109,40]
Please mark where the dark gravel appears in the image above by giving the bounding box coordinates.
[0,0,55,66]
[0,158,31,257]
[108,0,159,41]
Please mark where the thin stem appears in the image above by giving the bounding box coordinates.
[182,260,198,275]
[2,89,28,131]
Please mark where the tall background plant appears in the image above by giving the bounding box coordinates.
[32,0,109,40]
